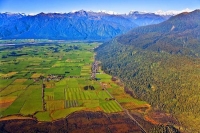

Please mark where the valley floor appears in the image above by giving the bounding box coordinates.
[0,40,180,132]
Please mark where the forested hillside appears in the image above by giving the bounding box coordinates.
[96,10,200,132]
[118,10,200,57]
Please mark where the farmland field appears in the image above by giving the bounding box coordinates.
[0,40,148,121]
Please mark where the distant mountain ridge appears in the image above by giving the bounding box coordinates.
[117,9,200,56]
[0,12,24,26]
[0,10,170,40]
[125,11,171,26]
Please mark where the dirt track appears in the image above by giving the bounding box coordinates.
[0,115,35,122]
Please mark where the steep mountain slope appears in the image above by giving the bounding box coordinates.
[118,10,200,56]
[0,11,135,40]
[0,13,25,26]
[96,10,200,132]
[125,11,170,26]
[0,10,170,40]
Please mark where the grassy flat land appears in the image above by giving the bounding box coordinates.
[0,41,148,121]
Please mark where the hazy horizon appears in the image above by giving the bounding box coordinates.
[0,0,199,15]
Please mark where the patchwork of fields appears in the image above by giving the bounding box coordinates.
[0,41,148,121]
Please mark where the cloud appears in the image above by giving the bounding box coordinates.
[154,8,193,15]
[97,10,118,14]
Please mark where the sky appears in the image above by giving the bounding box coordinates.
[0,0,200,15]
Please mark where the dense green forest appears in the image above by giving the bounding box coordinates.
[117,10,200,57]
[96,40,200,132]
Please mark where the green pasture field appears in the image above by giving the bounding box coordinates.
[0,40,147,121]
[100,100,122,113]
[0,79,15,91]
[34,111,52,121]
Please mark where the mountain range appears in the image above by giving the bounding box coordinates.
[117,9,200,56]
[0,10,170,40]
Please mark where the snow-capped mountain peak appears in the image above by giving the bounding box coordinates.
[154,8,193,16]
[97,10,118,15]
[128,11,148,15]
